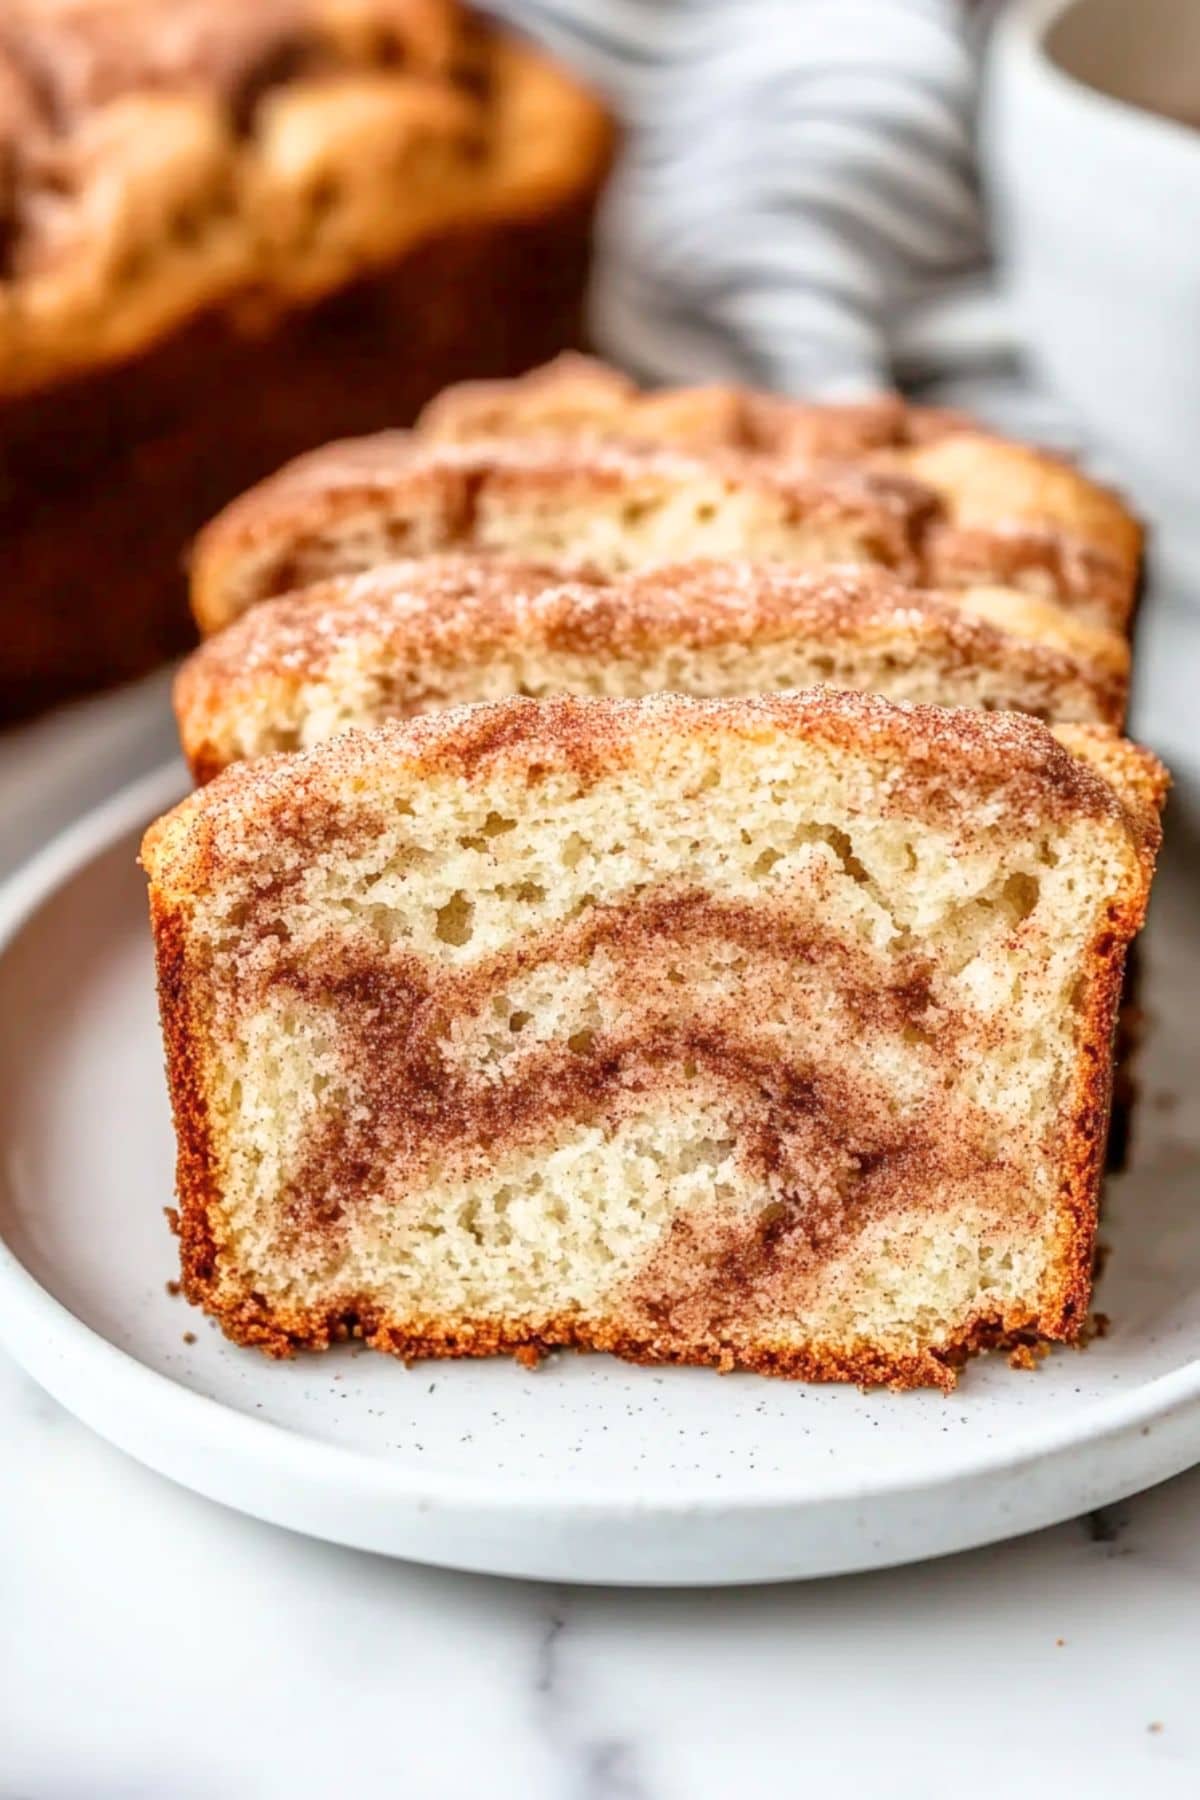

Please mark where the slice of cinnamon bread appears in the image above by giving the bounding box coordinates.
[190,428,1138,639]
[175,557,1131,781]
[418,354,1143,622]
[141,689,1165,1389]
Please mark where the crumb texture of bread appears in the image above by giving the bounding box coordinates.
[189,398,1141,638]
[174,556,1132,780]
[143,689,1164,1388]
[0,6,613,393]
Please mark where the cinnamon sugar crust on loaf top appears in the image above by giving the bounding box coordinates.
[189,434,938,631]
[0,3,613,394]
[419,353,1143,623]
[174,555,1132,782]
[142,687,1165,1389]
[189,410,1142,642]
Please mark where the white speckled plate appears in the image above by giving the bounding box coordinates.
[0,758,1197,1585]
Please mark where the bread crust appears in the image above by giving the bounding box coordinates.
[155,1288,1065,1393]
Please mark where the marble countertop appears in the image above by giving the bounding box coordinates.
[2,586,1198,1800]
[5,1336,1200,1799]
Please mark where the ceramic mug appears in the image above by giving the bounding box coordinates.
[981,0,1200,504]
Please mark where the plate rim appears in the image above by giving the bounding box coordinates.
[0,761,1198,1524]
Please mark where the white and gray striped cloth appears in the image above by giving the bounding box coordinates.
[486,0,1076,445]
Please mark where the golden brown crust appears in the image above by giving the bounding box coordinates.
[923,520,1135,621]
[178,1287,1067,1393]
[147,889,223,1301]
[896,433,1141,573]
[173,555,1132,783]
[416,350,971,457]
[0,9,613,393]
[1048,922,1124,1345]
[0,144,603,722]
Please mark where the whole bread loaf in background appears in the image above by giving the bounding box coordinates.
[0,0,613,721]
